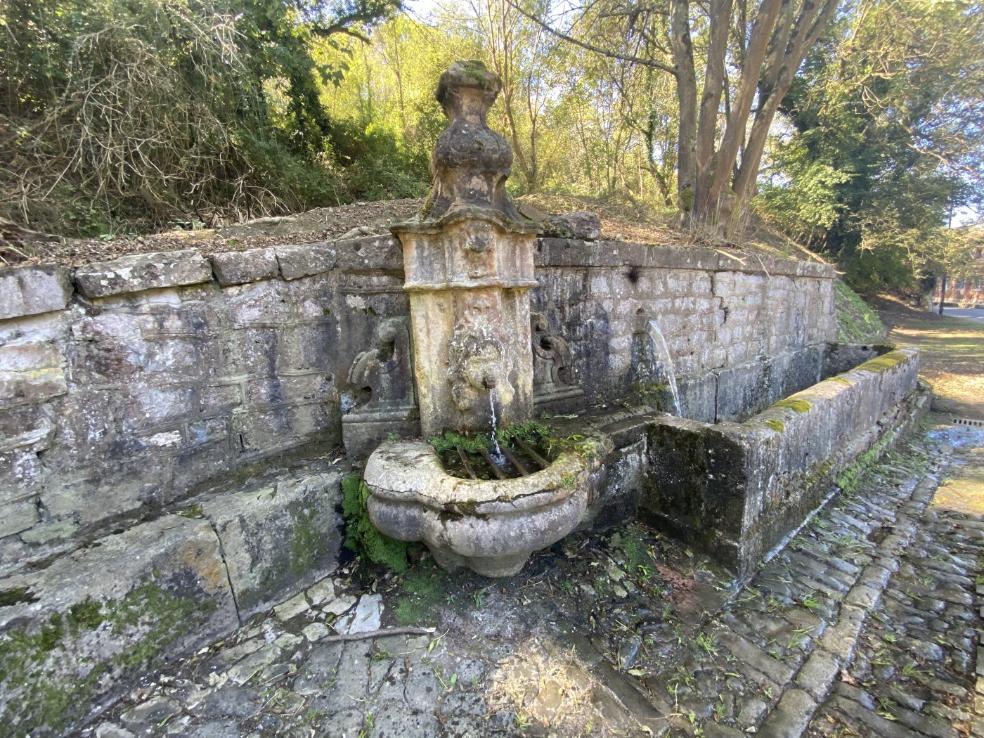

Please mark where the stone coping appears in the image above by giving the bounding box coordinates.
[364,440,598,515]
[0,235,834,320]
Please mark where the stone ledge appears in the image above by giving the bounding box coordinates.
[0,460,346,736]
[0,266,72,320]
[535,237,836,278]
[275,242,337,280]
[75,250,213,298]
[198,469,343,619]
[0,514,239,735]
[211,247,279,286]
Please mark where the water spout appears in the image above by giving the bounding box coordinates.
[488,391,507,467]
[647,320,682,416]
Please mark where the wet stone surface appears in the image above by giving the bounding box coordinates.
[87,424,982,738]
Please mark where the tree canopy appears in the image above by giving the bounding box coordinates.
[1,0,980,295]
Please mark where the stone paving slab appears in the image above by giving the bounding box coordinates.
[80,422,981,738]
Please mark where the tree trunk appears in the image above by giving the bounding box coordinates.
[939,275,947,314]
[670,0,698,215]
[694,0,733,212]
[730,0,839,232]
[698,0,783,221]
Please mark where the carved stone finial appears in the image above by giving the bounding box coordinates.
[423,60,524,223]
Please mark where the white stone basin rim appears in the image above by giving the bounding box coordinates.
[363,439,603,577]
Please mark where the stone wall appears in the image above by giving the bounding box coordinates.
[531,238,837,421]
[0,235,836,573]
[638,348,926,574]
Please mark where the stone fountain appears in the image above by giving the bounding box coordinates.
[362,60,602,577]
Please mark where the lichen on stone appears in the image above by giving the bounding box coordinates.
[0,581,204,733]
[771,397,813,413]
[857,354,903,374]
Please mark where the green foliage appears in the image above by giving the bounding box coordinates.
[761,0,984,292]
[494,419,552,445]
[341,474,413,573]
[0,586,35,607]
[429,430,491,455]
[834,281,886,343]
[0,0,408,235]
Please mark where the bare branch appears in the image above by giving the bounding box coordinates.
[503,0,677,74]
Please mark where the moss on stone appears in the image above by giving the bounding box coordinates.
[836,431,897,494]
[829,376,853,386]
[857,354,903,374]
[176,504,204,519]
[764,419,785,433]
[290,508,321,576]
[800,460,834,492]
[341,474,415,573]
[0,586,37,607]
[1,581,204,734]
[771,398,812,413]
[630,381,671,409]
[67,598,104,632]
[393,562,447,625]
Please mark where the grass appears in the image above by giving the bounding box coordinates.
[875,295,984,418]
[835,281,886,343]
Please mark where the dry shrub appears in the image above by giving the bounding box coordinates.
[0,0,340,235]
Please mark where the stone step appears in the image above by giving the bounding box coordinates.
[0,463,345,736]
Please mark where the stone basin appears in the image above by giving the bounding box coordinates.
[363,438,607,576]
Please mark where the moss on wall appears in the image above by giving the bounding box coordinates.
[771,398,813,413]
[0,581,208,735]
[857,353,904,374]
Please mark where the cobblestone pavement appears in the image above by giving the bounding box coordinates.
[805,425,984,738]
[88,421,982,738]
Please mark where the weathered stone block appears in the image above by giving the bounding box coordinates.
[231,401,339,455]
[0,497,39,538]
[244,373,336,408]
[0,366,67,405]
[201,470,343,617]
[211,248,279,286]
[223,280,292,327]
[0,515,238,736]
[278,322,337,372]
[334,235,402,272]
[41,460,171,525]
[543,211,601,240]
[0,266,72,320]
[276,243,337,280]
[0,342,63,372]
[75,250,212,298]
[0,404,55,454]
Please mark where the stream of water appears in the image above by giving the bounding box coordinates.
[488,391,507,467]
[647,319,683,416]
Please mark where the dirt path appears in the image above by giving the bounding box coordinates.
[875,296,984,420]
